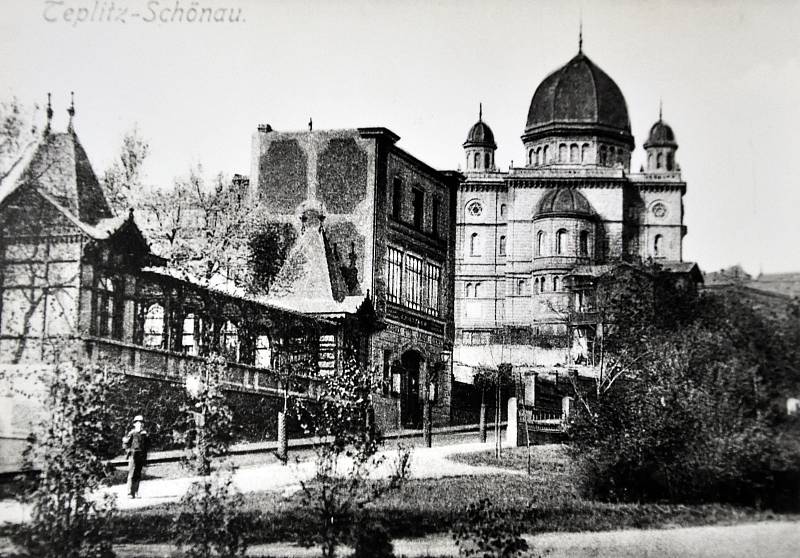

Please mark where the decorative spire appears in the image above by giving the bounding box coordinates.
[67,91,75,131]
[479,102,482,122]
[578,18,583,53]
[45,92,53,134]
[659,98,663,121]
[308,117,313,132]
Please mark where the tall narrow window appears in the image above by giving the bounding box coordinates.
[424,262,441,315]
[255,334,272,368]
[517,279,525,295]
[470,233,479,256]
[528,149,534,166]
[473,152,480,169]
[465,283,473,298]
[559,144,567,162]
[581,143,589,163]
[657,153,664,169]
[579,231,589,256]
[535,147,541,166]
[536,230,546,256]
[412,187,424,229]
[386,247,403,304]
[543,145,549,163]
[667,153,674,171]
[654,234,663,257]
[221,320,239,362]
[474,282,481,297]
[556,229,568,255]
[143,303,164,348]
[484,153,491,169]
[404,254,424,312]
[392,176,402,219]
[500,204,507,218]
[600,145,607,165]
[182,313,197,355]
[432,197,441,237]
[95,276,121,339]
[499,235,506,256]
[553,276,560,291]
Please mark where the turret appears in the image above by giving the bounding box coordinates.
[644,105,678,172]
[463,104,497,172]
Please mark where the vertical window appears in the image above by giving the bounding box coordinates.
[412,187,424,229]
[579,231,589,256]
[654,234,663,257]
[404,254,424,312]
[484,153,491,169]
[95,276,121,339]
[517,279,525,296]
[386,247,403,304]
[559,144,567,162]
[609,147,616,166]
[474,282,481,297]
[657,153,664,169]
[473,152,480,169]
[667,153,674,171]
[424,262,441,315]
[382,350,392,396]
[182,313,197,355]
[500,204,507,218]
[528,149,534,166]
[392,176,402,219]
[465,283,473,298]
[540,276,546,293]
[470,232,479,256]
[143,303,164,348]
[536,230,546,256]
[543,145,549,163]
[432,197,441,237]
[255,334,272,368]
[553,276,560,291]
[221,320,239,361]
[581,143,589,162]
[570,144,579,163]
[535,147,542,166]
[600,145,607,165]
[499,235,506,256]
[648,153,654,169]
[556,229,567,255]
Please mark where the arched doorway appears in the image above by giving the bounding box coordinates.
[400,350,423,429]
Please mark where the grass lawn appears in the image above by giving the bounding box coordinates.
[103,445,790,546]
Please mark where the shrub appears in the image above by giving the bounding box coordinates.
[452,498,528,558]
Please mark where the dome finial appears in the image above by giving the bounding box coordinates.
[308,117,313,132]
[67,91,75,131]
[479,102,482,122]
[578,17,583,53]
[658,98,663,121]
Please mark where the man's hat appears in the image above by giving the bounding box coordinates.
[133,415,144,423]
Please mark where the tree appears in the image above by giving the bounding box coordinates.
[102,126,150,214]
[0,96,39,181]
[473,363,514,458]
[173,353,249,558]
[247,221,298,293]
[14,348,117,558]
[295,358,411,558]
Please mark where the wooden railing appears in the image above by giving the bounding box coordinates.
[83,337,324,400]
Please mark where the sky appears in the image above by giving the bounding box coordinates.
[1,0,799,275]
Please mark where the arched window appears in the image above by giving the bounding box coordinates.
[553,276,560,291]
[543,145,549,163]
[182,313,197,355]
[654,234,663,257]
[536,147,542,166]
[499,235,506,256]
[473,152,480,169]
[648,152,654,169]
[540,276,547,292]
[517,279,525,295]
[465,283,473,297]
[500,204,507,218]
[570,144,579,163]
[656,153,664,169]
[528,149,534,166]
[581,143,589,163]
[599,145,607,165]
[470,232,479,256]
[666,153,674,171]
[221,320,239,361]
[536,230,546,256]
[559,143,567,162]
[579,231,589,256]
[255,334,272,368]
[556,229,568,255]
[608,146,616,166]
[143,303,164,348]
[484,153,491,169]
[474,282,481,297]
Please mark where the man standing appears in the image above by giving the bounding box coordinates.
[122,415,149,498]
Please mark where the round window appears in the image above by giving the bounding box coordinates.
[466,201,483,217]
[652,202,667,219]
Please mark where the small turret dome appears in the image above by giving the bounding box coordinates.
[644,119,677,148]
[464,120,496,149]
[535,187,593,218]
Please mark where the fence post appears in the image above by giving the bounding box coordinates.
[505,397,518,447]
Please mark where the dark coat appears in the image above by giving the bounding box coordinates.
[123,429,150,455]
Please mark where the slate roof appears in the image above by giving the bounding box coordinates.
[464,120,497,149]
[535,187,593,218]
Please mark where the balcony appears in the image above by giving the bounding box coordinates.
[83,336,324,400]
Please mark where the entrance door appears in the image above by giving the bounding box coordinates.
[400,351,422,429]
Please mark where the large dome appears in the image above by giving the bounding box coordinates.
[535,187,593,218]
[524,52,633,146]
